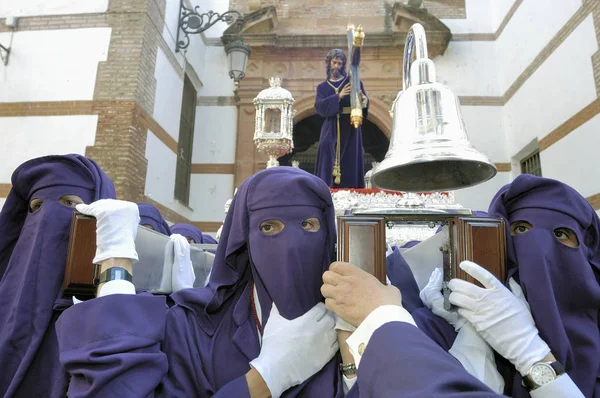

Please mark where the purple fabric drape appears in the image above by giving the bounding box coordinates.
[488,175,600,397]
[138,203,171,235]
[0,154,116,397]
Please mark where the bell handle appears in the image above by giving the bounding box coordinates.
[402,23,428,91]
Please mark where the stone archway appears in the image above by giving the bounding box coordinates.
[279,113,390,177]
[292,95,394,139]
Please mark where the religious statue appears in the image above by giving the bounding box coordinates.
[314,25,369,188]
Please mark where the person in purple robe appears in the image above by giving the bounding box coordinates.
[485,175,598,396]
[420,175,596,396]
[315,48,369,188]
[138,203,171,235]
[55,167,342,397]
[171,222,218,244]
[0,154,116,398]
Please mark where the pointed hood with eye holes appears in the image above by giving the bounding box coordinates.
[488,174,600,397]
[137,203,171,235]
[170,167,342,397]
[0,154,116,397]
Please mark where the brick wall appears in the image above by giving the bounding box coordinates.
[84,0,167,202]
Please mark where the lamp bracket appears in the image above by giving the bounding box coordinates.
[176,0,243,52]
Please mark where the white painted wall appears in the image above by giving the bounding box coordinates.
[441,0,494,34]
[153,48,184,141]
[192,107,237,163]
[453,173,511,211]
[436,41,501,96]
[540,114,600,199]
[494,0,582,93]
[144,0,237,223]
[144,131,195,219]
[0,115,98,183]
[190,174,235,222]
[503,15,598,157]
[0,0,108,18]
[199,46,237,96]
[489,0,517,33]
[461,106,507,162]
[436,0,584,97]
[0,28,111,102]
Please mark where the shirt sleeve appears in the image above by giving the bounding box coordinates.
[342,375,357,395]
[448,322,505,394]
[529,374,584,398]
[346,305,417,368]
[73,280,136,305]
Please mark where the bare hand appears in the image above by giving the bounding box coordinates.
[338,83,351,100]
[321,262,402,327]
[360,90,367,104]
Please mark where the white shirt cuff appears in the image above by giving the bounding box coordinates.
[346,305,416,368]
[529,374,584,398]
[342,374,357,394]
[72,280,136,305]
[98,280,136,297]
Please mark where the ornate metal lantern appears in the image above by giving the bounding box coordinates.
[253,77,295,168]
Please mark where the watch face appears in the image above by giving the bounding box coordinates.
[531,363,556,386]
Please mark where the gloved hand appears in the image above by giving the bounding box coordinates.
[250,303,339,398]
[448,261,550,375]
[170,233,195,291]
[76,199,139,264]
[420,268,466,331]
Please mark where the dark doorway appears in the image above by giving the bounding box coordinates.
[278,114,390,175]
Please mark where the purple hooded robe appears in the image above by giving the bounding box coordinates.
[138,203,171,235]
[488,175,600,397]
[171,223,218,244]
[0,154,116,397]
[54,168,503,397]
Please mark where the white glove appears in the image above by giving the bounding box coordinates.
[170,233,195,291]
[420,268,466,331]
[250,303,339,398]
[448,261,550,375]
[76,199,139,264]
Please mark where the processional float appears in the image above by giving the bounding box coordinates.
[338,23,505,308]
[63,217,216,299]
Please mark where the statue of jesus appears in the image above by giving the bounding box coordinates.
[314,48,369,188]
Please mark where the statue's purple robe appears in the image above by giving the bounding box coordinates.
[314,76,368,188]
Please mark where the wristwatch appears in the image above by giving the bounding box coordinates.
[339,363,357,377]
[94,266,133,286]
[522,361,565,390]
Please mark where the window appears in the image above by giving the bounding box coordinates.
[175,75,197,205]
[520,150,542,177]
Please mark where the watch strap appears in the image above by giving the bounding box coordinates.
[94,267,133,286]
[339,362,357,376]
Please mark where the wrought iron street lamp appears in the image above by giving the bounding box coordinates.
[176,0,252,86]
